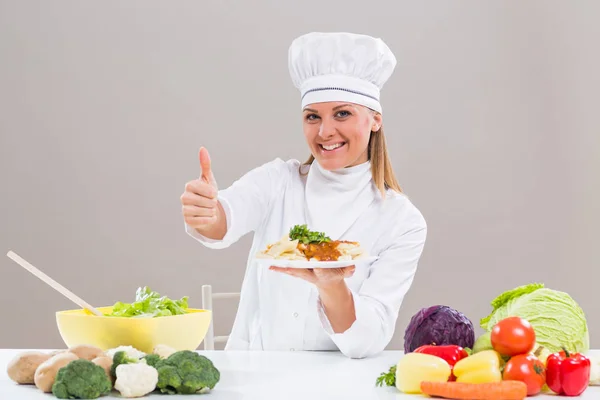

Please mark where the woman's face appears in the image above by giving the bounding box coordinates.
[302,102,382,171]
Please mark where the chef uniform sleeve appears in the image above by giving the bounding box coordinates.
[317,201,427,359]
[185,158,290,248]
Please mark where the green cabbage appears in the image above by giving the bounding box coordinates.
[480,283,589,354]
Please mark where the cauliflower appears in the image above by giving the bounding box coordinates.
[589,353,600,385]
[114,362,158,398]
[111,351,140,378]
[153,344,177,359]
[135,345,177,369]
[106,345,145,360]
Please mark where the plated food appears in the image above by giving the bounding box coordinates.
[256,224,366,262]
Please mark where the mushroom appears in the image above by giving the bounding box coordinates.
[6,351,52,384]
[34,351,79,393]
[68,344,105,361]
[92,355,115,385]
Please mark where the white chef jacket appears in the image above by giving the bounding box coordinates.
[186,157,427,359]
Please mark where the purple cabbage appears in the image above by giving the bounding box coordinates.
[403,305,475,353]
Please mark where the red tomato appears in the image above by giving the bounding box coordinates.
[490,316,536,356]
[503,353,546,396]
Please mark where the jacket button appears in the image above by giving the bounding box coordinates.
[293,312,299,318]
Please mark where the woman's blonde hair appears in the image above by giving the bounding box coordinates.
[301,125,403,198]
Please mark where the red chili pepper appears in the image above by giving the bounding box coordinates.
[413,344,469,381]
[546,348,590,396]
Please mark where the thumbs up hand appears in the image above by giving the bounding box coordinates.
[199,147,217,189]
[181,147,220,230]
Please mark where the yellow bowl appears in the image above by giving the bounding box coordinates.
[56,306,212,354]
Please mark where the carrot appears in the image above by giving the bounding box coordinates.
[420,380,527,400]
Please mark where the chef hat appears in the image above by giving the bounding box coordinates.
[288,32,397,114]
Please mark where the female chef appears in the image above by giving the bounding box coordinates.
[180,32,427,359]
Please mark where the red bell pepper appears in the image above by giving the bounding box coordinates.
[413,344,469,381]
[546,348,590,396]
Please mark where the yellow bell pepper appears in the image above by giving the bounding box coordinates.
[452,349,503,384]
[395,352,452,394]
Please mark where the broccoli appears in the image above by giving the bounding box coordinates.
[51,359,112,399]
[154,350,220,394]
[111,350,139,378]
[142,353,162,368]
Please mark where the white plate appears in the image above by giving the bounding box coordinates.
[254,256,378,269]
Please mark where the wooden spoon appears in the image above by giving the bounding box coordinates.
[6,250,104,316]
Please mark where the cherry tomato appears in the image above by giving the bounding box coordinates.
[503,353,546,396]
[490,316,536,356]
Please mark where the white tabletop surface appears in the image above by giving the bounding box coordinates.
[2,349,600,400]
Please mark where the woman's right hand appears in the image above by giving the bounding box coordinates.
[181,147,221,231]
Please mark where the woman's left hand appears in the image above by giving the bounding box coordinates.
[269,265,355,289]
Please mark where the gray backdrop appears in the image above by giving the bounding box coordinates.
[1,1,598,351]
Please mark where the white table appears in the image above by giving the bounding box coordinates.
[2,349,600,399]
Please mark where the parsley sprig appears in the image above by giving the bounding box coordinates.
[288,224,331,244]
[375,365,396,387]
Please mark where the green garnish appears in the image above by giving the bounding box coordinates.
[375,364,396,387]
[288,224,331,244]
[105,286,189,318]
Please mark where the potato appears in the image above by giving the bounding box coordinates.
[92,356,114,384]
[34,352,79,393]
[6,351,52,384]
[68,344,105,361]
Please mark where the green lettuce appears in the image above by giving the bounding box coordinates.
[480,283,589,354]
[105,286,189,318]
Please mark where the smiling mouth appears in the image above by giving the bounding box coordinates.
[319,142,346,151]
